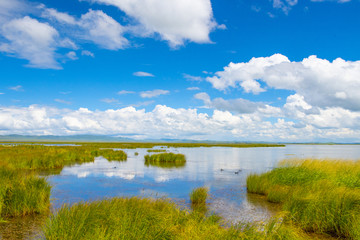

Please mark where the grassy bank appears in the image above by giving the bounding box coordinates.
[42,197,306,240]
[247,159,360,239]
[0,145,127,221]
[144,153,186,168]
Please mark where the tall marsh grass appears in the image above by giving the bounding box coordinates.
[247,159,360,239]
[42,197,307,240]
[0,168,51,221]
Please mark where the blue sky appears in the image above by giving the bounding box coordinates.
[1,0,360,142]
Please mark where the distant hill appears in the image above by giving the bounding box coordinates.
[0,134,135,142]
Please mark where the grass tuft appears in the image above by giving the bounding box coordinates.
[247,158,360,239]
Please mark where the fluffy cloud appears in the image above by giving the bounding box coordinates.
[1,104,359,142]
[79,10,128,50]
[42,8,128,50]
[0,16,61,69]
[140,90,169,98]
[207,54,360,111]
[41,8,77,25]
[88,0,218,47]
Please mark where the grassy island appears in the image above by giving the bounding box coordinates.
[144,152,186,168]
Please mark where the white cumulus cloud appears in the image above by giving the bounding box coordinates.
[0,16,61,69]
[0,104,359,142]
[207,54,360,111]
[79,9,129,50]
[87,0,218,47]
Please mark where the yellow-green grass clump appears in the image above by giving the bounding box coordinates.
[247,159,360,239]
[144,153,186,168]
[0,168,51,221]
[190,187,209,205]
[190,187,209,214]
[42,197,307,240]
[91,149,127,161]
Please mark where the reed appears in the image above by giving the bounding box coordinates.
[42,197,307,240]
[247,159,360,239]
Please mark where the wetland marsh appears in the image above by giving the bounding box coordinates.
[1,143,360,239]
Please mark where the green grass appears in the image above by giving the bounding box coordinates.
[144,153,186,168]
[0,168,51,221]
[247,159,360,239]
[42,197,307,240]
[0,145,127,170]
[0,145,127,220]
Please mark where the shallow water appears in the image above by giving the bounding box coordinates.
[1,144,360,239]
[48,144,360,222]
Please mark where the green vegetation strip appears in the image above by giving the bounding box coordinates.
[0,145,127,221]
[247,159,360,239]
[42,197,307,240]
[1,142,285,149]
[147,149,167,152]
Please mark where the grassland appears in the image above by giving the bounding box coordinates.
[144,152,186,168]
[0,145,127,221]
[42,197,307,240]
[247,159,360,239]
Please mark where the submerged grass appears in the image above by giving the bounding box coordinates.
[247,159,360,239]
[42,197,307,240]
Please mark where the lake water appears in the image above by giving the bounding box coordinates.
[1,144,360,239]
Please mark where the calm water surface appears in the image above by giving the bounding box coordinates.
[1,144,360,239]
